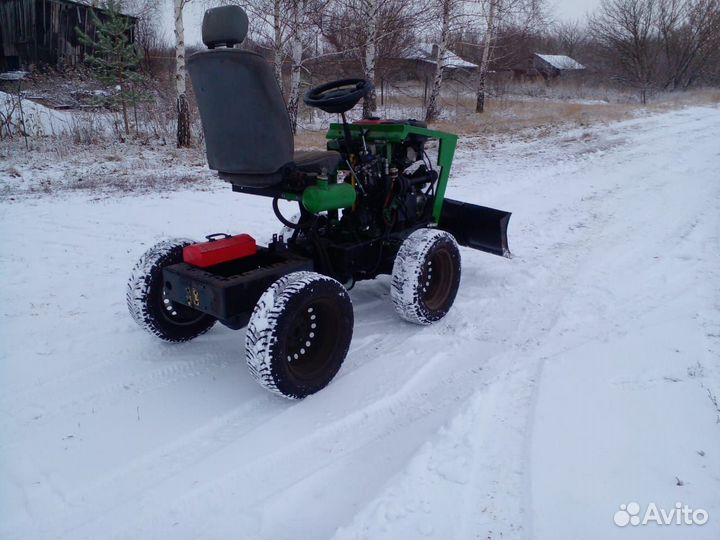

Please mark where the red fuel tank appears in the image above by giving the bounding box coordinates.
[183,234,257,268]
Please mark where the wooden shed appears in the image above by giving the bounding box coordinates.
[512,53,586,82]
[0,0,136,71]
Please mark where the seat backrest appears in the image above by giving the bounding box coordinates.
[187,6,293,183]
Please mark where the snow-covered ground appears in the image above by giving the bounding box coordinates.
[0,106,718,539]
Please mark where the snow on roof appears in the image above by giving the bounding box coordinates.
[0,71,30,81]
[535,54,585,70]
[56,0,137,18]
[401,45,478,69]
[441,49,478,69]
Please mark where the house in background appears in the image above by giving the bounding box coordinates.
[383,43,479,90]
[0,0,136,71]
[513,53,586,82]
[422,44,479,72]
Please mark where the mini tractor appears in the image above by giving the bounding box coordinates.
[127,5,511,399]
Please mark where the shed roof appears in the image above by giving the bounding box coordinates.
[534,54,585,70]
[439,49,478,69]
[46,0,137,18]
[402,45,478,69]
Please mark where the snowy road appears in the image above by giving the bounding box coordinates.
[1,106,719,539]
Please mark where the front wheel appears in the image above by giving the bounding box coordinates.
[127,238,216,342]
[245,271,354,399]
[391,228,461,325]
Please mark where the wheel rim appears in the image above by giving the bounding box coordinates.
[421,247,455,312]
[157,282,207,326]
[284,298,341,381]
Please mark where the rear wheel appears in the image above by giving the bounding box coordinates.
[127,238,216,342]
[391,228,461,325]
[246,271,353,399]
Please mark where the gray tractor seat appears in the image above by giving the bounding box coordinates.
[293,150,341,175]
[188,5,341,189]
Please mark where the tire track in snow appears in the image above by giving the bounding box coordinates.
[63,340,503,538]
[0,345,240,438]
[3,287,495,536]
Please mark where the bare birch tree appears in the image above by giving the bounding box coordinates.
[475,0,497,112]
[425,0,454,122]
[286,1,304,130]
[472,0,545,113]
[174,0,191,147]
[361,0,380,118]
[273,0,285,92]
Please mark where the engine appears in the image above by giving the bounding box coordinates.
[341,122,438,239]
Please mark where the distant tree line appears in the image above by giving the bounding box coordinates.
[590,0,720,103]
[78,0,720,145]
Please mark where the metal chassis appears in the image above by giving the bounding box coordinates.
[161,229,417,329]
[162,246,313,329]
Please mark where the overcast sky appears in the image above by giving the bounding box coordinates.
[550,0,601,22]
[161,0,602,48]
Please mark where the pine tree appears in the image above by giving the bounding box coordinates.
[77,0,147,135]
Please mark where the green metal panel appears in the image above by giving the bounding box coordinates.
[325,123,458,221]
[431,134,457,222]
[302,182,357,213]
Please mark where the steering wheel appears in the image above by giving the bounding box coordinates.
[303,78,373,114]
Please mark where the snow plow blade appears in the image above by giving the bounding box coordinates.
[438,199,511,257]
